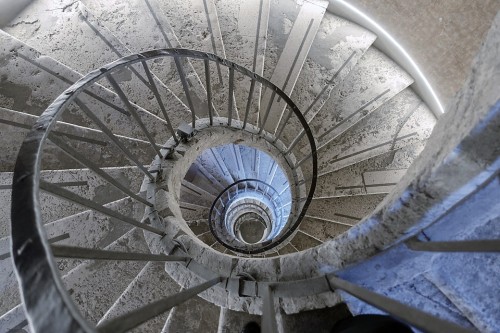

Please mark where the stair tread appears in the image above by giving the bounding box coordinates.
[261,0,328,133]
[61,227,151,324]
[98,261,181,332]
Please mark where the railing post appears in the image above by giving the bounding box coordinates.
[261,284,278,333]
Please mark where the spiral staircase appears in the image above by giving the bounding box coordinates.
[0,0,499,332]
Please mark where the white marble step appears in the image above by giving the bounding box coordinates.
[261,0,328,133]
[0,107,160,172]
[98,262,181,332]
[0,31,170,144]
[0,167,142,239]
[61,227,151,325]
[215,0,270,125]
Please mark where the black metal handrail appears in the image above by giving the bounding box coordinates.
[10,48,317,332]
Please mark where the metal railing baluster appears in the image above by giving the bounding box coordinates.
[51,245,190,261]
[274,109,293,141]
[39,180,165,236]
[259,91,276,135]
[204,59,214,125]
[97,277,222,333]
[174,57,197,128]
[106,73,163,158]
[48,134,152,207]
[327,275,475,333]
[243,79,256,129]
[75,99,155,180]
[140,60,179,143]
[261,285,278,333]
[406,238,500,252]
[285,130,306,155]
[228,67,235,126]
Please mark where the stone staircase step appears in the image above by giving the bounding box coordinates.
[0,30,170,144]
[186,219,211,236]
[214,0,271,124]
[180,201,211,221]
[184,162,227,197]
[218,307,260,333]
[312,88,435,176]
[162,290,220,333]
[197,147,235,187]
[181,180,217,208]
[0,194,141,317]
[98,261,181,332]
[216,144,246,181]
[3,0,185,119]
[0,107,162,172]
[0,304,28,333]
[61,227,151,324]
[81,0,214,119]
[262,0,328,133]
[308,194,386,226]
[281,303,351,333]
[314,141,426,198]
[307,47,414,147]
[280,13,376,147]
[0,167,142,239]
[290,229,322,251]
[299,216,351,242]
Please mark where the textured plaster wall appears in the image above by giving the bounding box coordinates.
[345,0,500,110]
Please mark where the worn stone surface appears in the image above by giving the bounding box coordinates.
[162,290,220,333]
[62,228,150,324]
[218,307,261,333]
[98,262,181,332]
[299,217,350,242]
[281,302,351,331]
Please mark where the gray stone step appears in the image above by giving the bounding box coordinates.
[0,166,142,239]
[261,0,328,133]
[290,229,322,251]
[0,107,161,172]
[0,30,170,144]
[155,0,236,120]
[307,194,386,226]
[280,13,376,148]
[307,88,436,177]
[0,194,141,317]
[80,0,214,119]
[61,227,151,324]
[0,304,29,333]
[218,307,260,333]
[98,262,181,332]
[314,141,426,198]
[299,216,350,242]
[184,162,226,197]
[280,303,351,333]
[162,290,221,333]
[180,180,217,208]
[306,47,414,148]
[186,219,211,236]
[197,147,235,187]
[214,0,270,124]
[3,0,189,121]
[180,201,211,221]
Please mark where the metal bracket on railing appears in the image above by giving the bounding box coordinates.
[177,122,195,142]
[236,272,258,297]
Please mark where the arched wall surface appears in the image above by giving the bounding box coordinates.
[330,0,500,114]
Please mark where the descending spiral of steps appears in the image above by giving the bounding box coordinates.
[1,0,499,332]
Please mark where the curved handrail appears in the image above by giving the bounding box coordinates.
[10,48,317,331]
